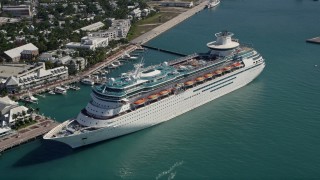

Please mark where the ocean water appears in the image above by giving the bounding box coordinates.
[1,0,320,179]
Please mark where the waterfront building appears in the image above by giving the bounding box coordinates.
[0,63,68,92]
[66,36,109,50]
[88,19,131,40]
[0,96,29,127]
[4,43,39,62]
[2,5,32,17]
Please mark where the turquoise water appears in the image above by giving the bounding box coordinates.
[1,0,320,179]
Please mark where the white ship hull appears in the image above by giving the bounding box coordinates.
[45,62,265,148]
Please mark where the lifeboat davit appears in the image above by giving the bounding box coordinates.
[159,90,170,96]
[196,76,205,82]
[148,94,159,100]
[134,98,146,105]
[204,73,213,78]
[184,80,195,86]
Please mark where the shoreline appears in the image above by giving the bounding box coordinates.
[131,1,207,44]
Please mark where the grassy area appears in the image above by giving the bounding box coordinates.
[127,12,180,40]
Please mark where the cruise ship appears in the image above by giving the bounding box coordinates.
[44,31,265,148]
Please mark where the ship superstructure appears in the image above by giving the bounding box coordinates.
[44,31,265,148]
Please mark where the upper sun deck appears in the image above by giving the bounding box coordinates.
[94,33,254,99]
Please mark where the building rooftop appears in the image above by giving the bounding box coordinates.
[79,21,105,31]
[4,43,38,59]
[0,64,35,78]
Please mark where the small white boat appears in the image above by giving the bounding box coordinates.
[81,78,94,86]
[35,93,46,98]
[123,51,131,58]
[108,61,122,69]
[62,85,70,90]
[48,90,55,95]
[206,0,220,8]
[23,92,38,103]
[70,85,80,91]
[54,87,67,94]
[129,55,138,60]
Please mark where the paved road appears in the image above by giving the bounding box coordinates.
[131,1,207,44]
[0,117,59,153]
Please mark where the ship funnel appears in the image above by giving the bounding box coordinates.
[207,31,240,56]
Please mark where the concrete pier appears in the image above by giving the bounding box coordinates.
[131,1,207,44]
[141,44,187,56]
[306,37,320,44]
[0,116,59,153]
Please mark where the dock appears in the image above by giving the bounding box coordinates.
[141,44,187,56]
[306,37,320,44]
[0,116,59,153]
[131,1,207,44]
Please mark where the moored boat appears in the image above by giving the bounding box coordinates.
[54,87,67,94]
[81,78,94,86]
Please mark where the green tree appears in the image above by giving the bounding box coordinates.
[45,61,54,69]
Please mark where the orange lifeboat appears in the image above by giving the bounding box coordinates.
[184,80,195,86]
[134,98,146,105]
[159,90,170,96]
[204,73,213,78]
[148,94,159,100]
[232,62,243,68]
[214,70,223,75]
[196,76,205,82]
[224,66,232,71]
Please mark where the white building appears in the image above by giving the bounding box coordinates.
[130,8,142,18]
[88,19,131,40]
[66,36,108,50]
[74,21,105,33]
[0,63,68,92]
[0,96,29,128]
